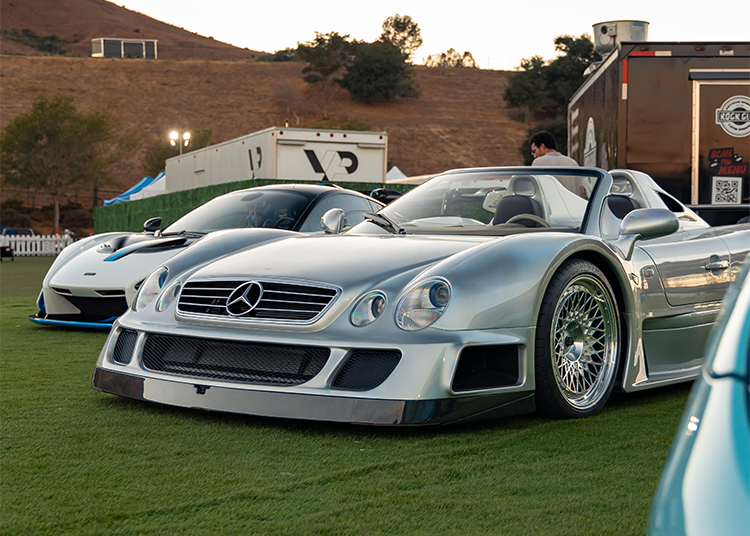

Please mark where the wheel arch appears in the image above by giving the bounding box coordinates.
[545,247,634,388]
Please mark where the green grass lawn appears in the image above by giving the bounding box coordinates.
[0,258,692,535]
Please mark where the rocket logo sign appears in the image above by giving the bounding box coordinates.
[305,150,359,181]
[715,95,750,138]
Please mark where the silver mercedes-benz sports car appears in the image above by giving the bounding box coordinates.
[93,167,750,424]
[31,183,384,328]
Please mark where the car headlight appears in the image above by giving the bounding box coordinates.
[395,277,451,331]
[156,280,182,312]
[133,267,168,311]
[351,291,387,327]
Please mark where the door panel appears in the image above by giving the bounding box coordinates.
[639,233,731,306]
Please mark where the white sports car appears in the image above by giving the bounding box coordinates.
[93,167,750,424]
[31,183,384,328]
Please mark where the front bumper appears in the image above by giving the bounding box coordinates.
[93,320,536,425]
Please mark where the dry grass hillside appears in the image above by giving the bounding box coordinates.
[0,0,264,59]
[1,56,528,191]
[0,0,530,232]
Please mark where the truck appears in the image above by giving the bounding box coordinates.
[567,21,749,224]
[164,127,388,194]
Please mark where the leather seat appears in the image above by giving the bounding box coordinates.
[492,195,545,226]
[607,195,640,219]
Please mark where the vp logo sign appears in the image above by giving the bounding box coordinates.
[304,150,359,181]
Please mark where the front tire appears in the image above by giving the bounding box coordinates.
[534,259,620,418]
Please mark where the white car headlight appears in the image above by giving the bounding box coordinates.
[395,277,451,331]
[156,280,182,312]
[351,291,387,327]
[133,267,168,312]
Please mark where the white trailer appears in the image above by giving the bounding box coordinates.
[164,127,388,194]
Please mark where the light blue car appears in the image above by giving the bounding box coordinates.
[648,260,750,535]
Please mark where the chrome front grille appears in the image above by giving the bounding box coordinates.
[177,279,340,323]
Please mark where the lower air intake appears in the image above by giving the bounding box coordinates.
[112,329,138,365]
[331,350,402,391]
[142,334,329,385]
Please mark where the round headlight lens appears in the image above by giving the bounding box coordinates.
[351,291,387,327]
[156,280,182,312]
[395,278,452,331]
[133,267,168,312]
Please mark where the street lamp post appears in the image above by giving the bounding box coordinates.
[169,130,191,155]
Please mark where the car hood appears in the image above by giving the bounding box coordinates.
[47,234,190,291]
[189,234,492,288]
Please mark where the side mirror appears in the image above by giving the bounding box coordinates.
[321,208,345,234]
[613,208,679,260]
[143,217,162,234]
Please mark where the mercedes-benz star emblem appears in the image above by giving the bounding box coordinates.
[226,281,263,316]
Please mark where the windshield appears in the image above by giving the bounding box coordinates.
[374,168,600,233]
[163,189,316,234]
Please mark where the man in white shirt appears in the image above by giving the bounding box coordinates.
[530,131,578,167]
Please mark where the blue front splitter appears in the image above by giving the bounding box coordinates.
[28,315,115,329]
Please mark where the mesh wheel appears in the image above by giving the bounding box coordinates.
[535,259,620,418]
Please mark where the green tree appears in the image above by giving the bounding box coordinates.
[503,34,599,119]
[296,32,353,84]
[339,42,418,103]
[379,14,422,60]
[143,128,213,178]
[425,48,478,68]
[0,94,124,232]
[257,48,297,62]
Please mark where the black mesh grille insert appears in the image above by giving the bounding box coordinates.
[142,334,330,385]
[177,279,339,322]
[331,350,401,391]
[112,329,138,365]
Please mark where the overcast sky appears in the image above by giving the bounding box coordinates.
[117,0,750,70]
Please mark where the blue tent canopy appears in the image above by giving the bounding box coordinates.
[103,172,165,206]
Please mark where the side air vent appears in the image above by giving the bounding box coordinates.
[452,345,520,392]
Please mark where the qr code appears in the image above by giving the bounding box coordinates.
[711,177,741,204]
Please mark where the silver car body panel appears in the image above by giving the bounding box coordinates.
[93,167,750,424]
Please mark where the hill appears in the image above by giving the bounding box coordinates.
[0,0,264,60]
[0,56,528,196]
[0,0,530,233]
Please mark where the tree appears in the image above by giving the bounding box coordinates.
[143,128,213,178]
[339,42,418,103]
[379,14,422,60]
[425,48,478,68]
[503,34,600,119]
[297,32,418,105]
[0,94,123,232]
[296,32,353,84]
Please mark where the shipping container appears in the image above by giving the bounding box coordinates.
[164,127,388,194]
[91,38,158,59]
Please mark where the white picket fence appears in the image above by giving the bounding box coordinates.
[0,234,75,257]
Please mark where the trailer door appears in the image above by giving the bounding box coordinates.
[691,72,750,205]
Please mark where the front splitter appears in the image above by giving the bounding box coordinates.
[93,367,535,425]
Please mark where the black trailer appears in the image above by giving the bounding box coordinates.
[568,27,749,224]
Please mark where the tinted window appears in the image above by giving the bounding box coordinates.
[163,190,315,233]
